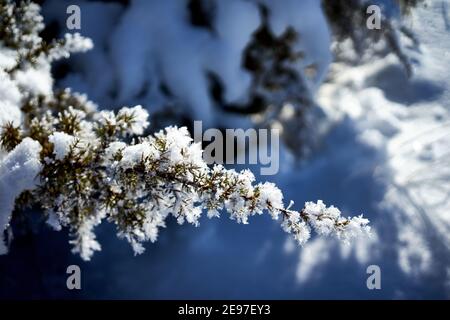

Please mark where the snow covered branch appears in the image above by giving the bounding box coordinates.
[0,0,370,261]
[1,101,370,260]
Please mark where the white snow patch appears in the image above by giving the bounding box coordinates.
[48,132,76,160]
[0,138,42,254]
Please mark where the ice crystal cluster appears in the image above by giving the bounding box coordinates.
[0,0,370,260]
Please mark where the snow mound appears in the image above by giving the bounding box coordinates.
[0,138,42,254]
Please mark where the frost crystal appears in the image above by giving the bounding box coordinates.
[48,132,76,160]
[117,105,149,135]
[69,215,102,261]
[48,33,93,62]
[303,200,371,240]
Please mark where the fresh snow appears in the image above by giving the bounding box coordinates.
[46,0,448,299]
[0,138,42,254]
[1,0,449,299]
[48,132,76,160]
[43,0,331,128]
[281,0,450,296]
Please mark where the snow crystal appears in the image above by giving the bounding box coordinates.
[207,209,220,219]
[117,105,149,135]
[338,215,371,243]
[96,110,116,126]
[104,141,127,162]
[48,132,76,160]
[69,217,102,261]
[293,222,311,245]
[156,126,194,164]
[48,32,93,61]
[161,126,192,149]
[120,142,158,168]
[143,217,162,243]
[257,182,284,218]
[303,200,370,239]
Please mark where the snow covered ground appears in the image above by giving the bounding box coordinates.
[281,1,450,298]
